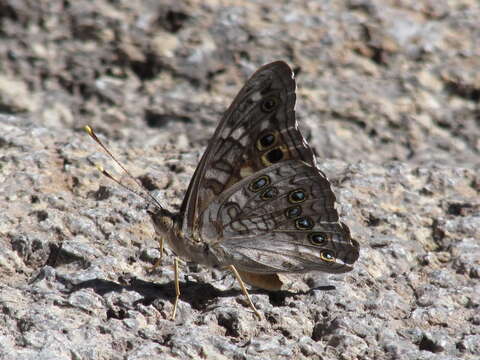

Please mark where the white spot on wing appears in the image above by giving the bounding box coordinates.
[206,169,230,184]
[251,91,262,102]
[231,126,243,140]
[259,121,270,131]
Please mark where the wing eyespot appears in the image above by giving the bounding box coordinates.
[320,250,336,262]
[295,216,314,230]
[288,189,307,203]
[260,146,285,166]
[248,175,270,192]
[260,186,278,200]
[309,232,328,246]
[261,96,279,113]
[285,205,302,219]
[256,132,276,150]
[266,148,283,163]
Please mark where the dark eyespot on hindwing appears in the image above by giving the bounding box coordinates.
[320,250,335,262]
[248,175,270,192]
[295,216,314,230]
[288,189,307,203]
[309,232,328,246]
[285,206,302,219]
[260,186,278,200]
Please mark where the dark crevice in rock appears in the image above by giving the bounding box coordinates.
[418,336,444,353]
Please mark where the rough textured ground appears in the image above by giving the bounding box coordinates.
[1,1,479,359]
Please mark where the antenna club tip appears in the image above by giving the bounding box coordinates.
[84,125,93,135]
[95,164,105,172]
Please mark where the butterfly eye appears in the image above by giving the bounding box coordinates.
[295,216,314,230]
[260,186,278,200]
[288,189,307,203]
[285,206,302,219]
[256,132,276,150]
[249,175,270,192]
[261,96,279,113]
[320,250,336,262]
[309,232,328,246]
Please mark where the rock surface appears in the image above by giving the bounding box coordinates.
[0,1,479,359]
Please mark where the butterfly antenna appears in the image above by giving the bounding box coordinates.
[84,125,164,210]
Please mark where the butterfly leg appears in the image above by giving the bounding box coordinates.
[171,256,181,319]
[149,237,164,272]
[228,265,261,320]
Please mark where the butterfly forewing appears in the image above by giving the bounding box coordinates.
[180,61,318,235]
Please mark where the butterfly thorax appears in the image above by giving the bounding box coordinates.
[149,208,229,269]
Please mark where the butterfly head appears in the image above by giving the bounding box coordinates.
[147,205,178,235]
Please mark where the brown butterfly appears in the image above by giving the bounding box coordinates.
[87,61,359,319]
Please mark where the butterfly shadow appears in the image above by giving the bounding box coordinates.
[68,276,243,312]
[68,276,336,312]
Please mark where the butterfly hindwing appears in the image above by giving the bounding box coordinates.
[200,160,359,273]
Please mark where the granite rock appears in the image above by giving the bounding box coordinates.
[0,1,479,359]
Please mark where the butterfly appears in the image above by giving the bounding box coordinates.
[86,61,359,319]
